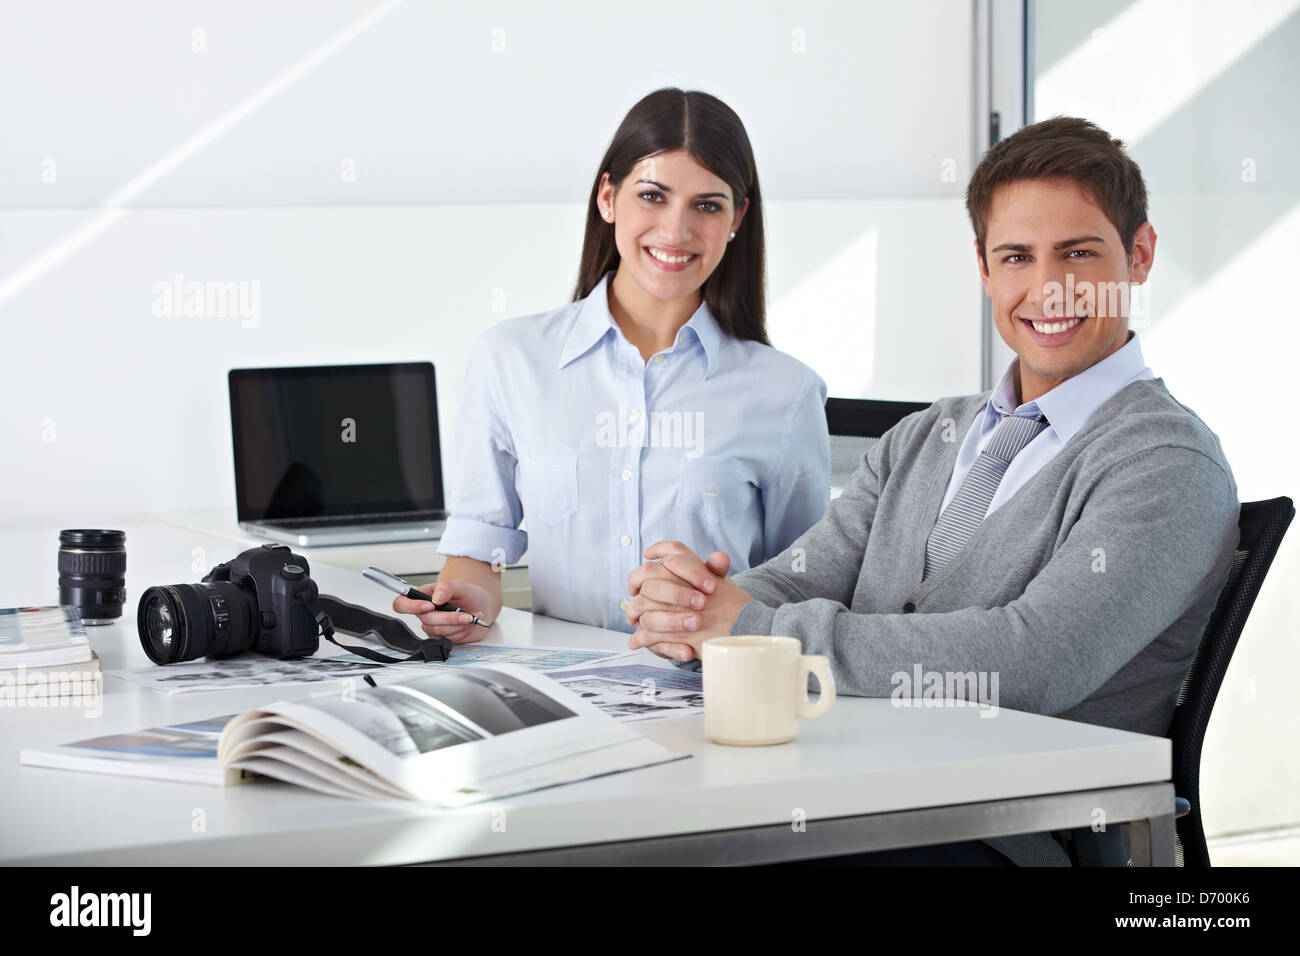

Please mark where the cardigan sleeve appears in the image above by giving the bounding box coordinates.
[729,445,1239,716]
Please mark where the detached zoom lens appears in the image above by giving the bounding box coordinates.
[58,529,127,625]
[137,581,254,664]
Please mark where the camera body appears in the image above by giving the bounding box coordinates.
[202,543,322,659]
[138,542,324,664]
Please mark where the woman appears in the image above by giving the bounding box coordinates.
[395,88,829,650]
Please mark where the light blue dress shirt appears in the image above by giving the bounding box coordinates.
[438,271,830,633]
[939,331,1155,518]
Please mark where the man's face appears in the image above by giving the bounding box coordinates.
[977,177,1155,401]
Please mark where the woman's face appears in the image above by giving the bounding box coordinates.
[598,149,748,303]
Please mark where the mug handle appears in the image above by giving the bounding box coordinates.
[797,654,836,719]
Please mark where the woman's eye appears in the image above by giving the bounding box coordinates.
[639,191,663,202]
[697,201,722,213]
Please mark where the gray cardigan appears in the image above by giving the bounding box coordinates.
[726,378,1239,866]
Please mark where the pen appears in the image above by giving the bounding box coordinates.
[362,566,490,627]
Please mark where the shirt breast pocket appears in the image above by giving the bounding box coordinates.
[678,456,756,527]
[517,455,579,523]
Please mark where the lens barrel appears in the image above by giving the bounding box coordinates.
[137,580,255,664]
[58,529,127,625]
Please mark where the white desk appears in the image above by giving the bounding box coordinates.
[150,507,534,607]
[0,519,1175,865]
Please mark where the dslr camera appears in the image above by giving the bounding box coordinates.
[138,543,324,664]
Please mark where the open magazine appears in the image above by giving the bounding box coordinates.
[22,664,686,806]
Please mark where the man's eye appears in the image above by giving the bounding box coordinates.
[1004,254,1027,264]
[1066,249,1095,258]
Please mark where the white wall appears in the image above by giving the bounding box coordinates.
[0,0,977,207]
[1,0,988,531]
[0,199,979,530]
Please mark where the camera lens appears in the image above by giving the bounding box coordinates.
[137,581,254,664]
[58,529,127,625]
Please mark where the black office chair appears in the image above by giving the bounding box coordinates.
[1168,496,1294,866]
[1067,496,1295,866]
[825,398,929,500]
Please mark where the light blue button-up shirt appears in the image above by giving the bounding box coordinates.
[939,331,1155,518]
[438,272,830,633]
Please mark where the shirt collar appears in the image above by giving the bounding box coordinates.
[680,297,723,379]
[558,271,723,378]
[988,331,1151,442]
[559,272,618,368]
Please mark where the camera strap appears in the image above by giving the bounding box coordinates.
[311,594,453,664]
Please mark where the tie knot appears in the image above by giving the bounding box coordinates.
[984,412,1047,462]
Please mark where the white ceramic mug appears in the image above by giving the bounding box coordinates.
[702,635,835,745]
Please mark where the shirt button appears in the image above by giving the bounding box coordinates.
[620,535,631,547]
[902,601,916,613]
[653,354,665,365]
[620,599,629,611]
[621,469,632,481]
[629,409,641,422]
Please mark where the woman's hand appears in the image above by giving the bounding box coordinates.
[626,542,751,661]
[392,578,492,644]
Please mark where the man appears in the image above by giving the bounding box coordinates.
[623,117,1240,866]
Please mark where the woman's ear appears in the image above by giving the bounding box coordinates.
[731,196,750,234]
[596,172,616,221]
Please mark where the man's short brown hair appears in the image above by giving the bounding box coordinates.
[966,116,1148,267]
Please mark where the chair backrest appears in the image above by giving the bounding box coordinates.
[825,398,929,499]
[1168,496,1295,867]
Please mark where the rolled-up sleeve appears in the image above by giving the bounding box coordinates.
[759,371,830,559]
[437,333,528,565]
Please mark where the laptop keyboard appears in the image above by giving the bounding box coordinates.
[263,510,445,529]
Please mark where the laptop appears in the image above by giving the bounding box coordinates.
[229,362,447,547]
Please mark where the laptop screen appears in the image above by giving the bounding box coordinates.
[229,363,444,521]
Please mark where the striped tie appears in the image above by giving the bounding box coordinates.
[923,411,1048,579]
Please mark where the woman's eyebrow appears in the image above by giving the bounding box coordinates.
[636,178,730,201]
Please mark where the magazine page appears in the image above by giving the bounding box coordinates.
[20,716,247,786]
[0,606,92,668]
[227,755,367,801]
[232,745,389,800]
[547,663,705,722]
[223,723,411,800]
[219,663,686,806]
[424,644,636,670]
[111,654,394,695]
[111,644,634,694]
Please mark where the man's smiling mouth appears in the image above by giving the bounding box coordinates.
[1023,316,1084,335]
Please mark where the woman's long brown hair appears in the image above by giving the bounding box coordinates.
[571,88,768,345]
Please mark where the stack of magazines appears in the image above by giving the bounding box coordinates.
[1,606,102,703]
[21,664,685,805]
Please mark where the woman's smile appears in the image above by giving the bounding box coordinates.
[643,244,700,271]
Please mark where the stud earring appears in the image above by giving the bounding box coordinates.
[729,231,736,240]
